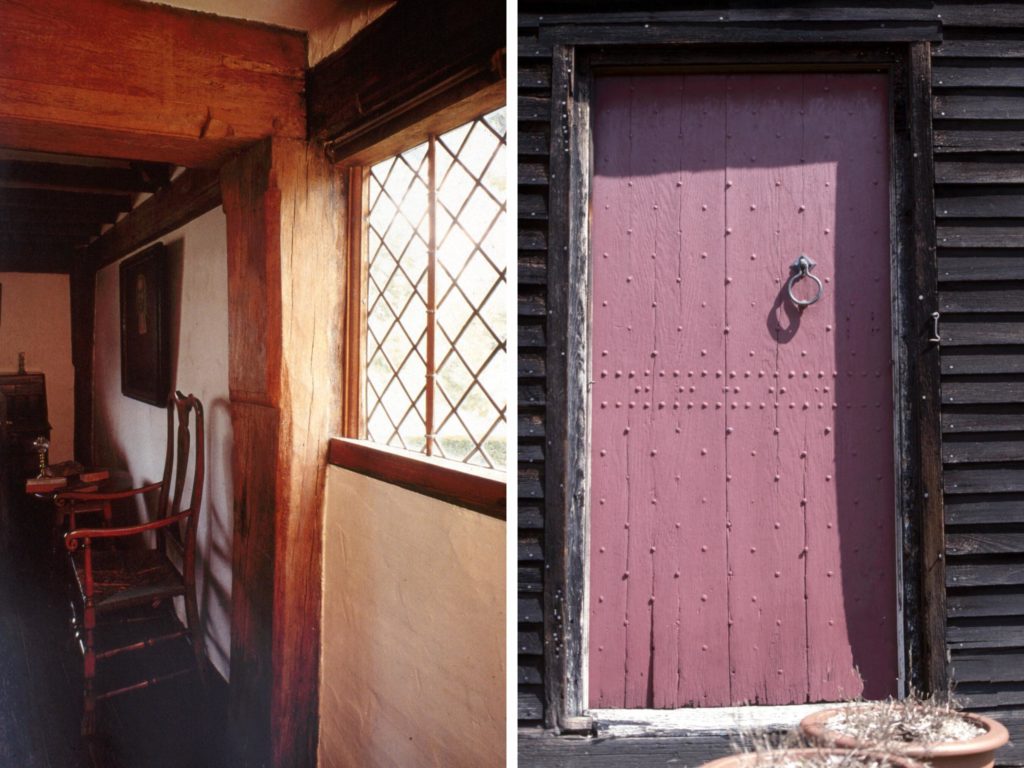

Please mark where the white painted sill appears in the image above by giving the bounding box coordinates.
[589,703,835,737]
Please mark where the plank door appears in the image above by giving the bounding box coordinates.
[588,73,897,708]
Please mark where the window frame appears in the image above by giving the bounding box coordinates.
[334,87,507,514]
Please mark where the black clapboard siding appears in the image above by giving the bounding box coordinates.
[953,652,1024,683]
[946,494,1024,525]
[520,126,550,157]
[937,189,1024,218]
[934,62,1024,88]
[943,434,1024,463]
[520,627,543,657]
[942,411,1024,433]
[942,348,1024,374]
[934,128,1024,153]
[953,682,1024,709]
[935,157,1024,183]
[949,587,1024,617]
[935,92,1024,121]
[938,253,1024,281]
[948,560,1024,587]
[940,286,1024,312]
[518,7,1024,762]
[941,318,1024,346]
[946,466,1024,494]
[518,16,550,729]
[934,30,1024,58]
[938,224,1024,248]
[943,380,1024,404]
[948,621,1024,649]
[932,39,1024,620]
[948,533,1024,556]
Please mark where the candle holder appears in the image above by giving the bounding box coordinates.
[32,435,49,479]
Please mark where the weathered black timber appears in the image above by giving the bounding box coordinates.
[307,0,505,162]
[519,2,1024,766]
[908,38,949,700]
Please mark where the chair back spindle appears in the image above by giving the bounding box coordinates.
[155,392,204,555]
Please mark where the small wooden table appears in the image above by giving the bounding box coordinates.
[26,468,117,550]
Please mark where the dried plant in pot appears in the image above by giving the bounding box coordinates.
[799,699,1009,768]
[701,746,930,768]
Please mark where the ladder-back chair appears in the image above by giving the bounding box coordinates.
[61,391,206,736]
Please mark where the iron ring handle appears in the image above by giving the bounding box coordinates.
[786,255,824,308]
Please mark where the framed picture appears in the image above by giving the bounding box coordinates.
[120,242,171,406]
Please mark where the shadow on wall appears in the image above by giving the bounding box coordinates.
[91,209,234,679]
[200,395,234,673]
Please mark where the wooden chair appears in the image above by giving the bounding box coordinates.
[61,392,206,736]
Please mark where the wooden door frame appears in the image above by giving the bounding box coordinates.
[543,39,945,732]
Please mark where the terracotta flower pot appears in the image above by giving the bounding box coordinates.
[702,748,928,768]
[799,709,1009,768]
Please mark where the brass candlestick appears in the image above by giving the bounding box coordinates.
[32,436,49,478]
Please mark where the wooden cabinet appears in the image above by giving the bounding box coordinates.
[0,373,51,483]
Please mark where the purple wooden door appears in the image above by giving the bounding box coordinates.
[588,73,897,708]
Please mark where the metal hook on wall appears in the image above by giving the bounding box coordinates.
[786,254,824,309]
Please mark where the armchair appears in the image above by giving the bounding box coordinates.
[63,391,206,736]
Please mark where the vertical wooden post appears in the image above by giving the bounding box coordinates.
[342,167,368,439]
[907,41,948,697]
[69,258,95,465]
[221,137,344,767]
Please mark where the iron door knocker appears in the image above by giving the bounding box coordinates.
[786,254,824,309]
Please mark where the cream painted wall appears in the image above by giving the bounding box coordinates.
[92,207,233,678]
[320,467,505,768]
[0,272,75,463]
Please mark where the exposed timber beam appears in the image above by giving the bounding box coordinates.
[0,242,76,273]
[221,138,343,767]
[0,160,170,195]
[0,0,305,168]
[0,207,115,226]
[86,168,222,270]
[0,221,104,238]
[0,189,132,214]
[308,0,506,164]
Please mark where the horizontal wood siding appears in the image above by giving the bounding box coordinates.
[519,4,1024,764]
[518,12,549,727]
[935,7,1024,760]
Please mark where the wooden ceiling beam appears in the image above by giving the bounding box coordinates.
[308,0,506,163]
[0,242,77,273]
[0,0,306,168]
[0,221,104,239]
[0,160,170,195]
[0,189,131,214]
[0,207,117,226]
[86,168,221,270]
[0,232,84,248]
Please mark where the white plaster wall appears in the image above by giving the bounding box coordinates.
[0,272,74,463]
[319,467,505,768]
[92,207,233,678]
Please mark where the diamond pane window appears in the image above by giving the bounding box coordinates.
[364,108,507,470]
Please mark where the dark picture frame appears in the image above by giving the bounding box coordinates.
[120,242,171,406]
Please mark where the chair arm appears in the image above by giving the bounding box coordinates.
[64,510,190,551]
[56,481,163,503]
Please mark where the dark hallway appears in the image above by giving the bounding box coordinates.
[0,481,228,768]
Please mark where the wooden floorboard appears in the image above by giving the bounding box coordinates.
[0,475,228,768]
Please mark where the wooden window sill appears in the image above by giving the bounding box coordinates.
[327,438,505,520]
